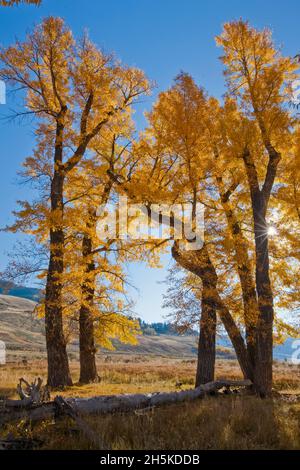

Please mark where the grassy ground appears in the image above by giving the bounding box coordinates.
[1,357,300,450]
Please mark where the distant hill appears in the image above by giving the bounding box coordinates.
[0,292,297,362]
[0,280,41,302]
[0,294,234,361]
[0,294,45,356]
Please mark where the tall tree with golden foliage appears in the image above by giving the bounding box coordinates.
[216,20,298,395]
[0,17,149,387]
[111,20,299,395]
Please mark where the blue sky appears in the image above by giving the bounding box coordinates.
[0,0,300,322]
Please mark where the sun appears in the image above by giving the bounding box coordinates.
[267,226,277,237]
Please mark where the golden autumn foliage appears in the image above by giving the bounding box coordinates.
[1,17,300,393]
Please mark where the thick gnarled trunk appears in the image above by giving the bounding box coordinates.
[45,170,72,388]
[196,281,217,386]
[79,302,98,384]
[172,242,253,383]
[79,213,99,384]
[252,207,273,396]
[215,172,258,373]
[242,145,279,396]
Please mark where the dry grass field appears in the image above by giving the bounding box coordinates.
[1,357,300,450]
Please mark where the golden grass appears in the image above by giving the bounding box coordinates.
[1,357,300,450]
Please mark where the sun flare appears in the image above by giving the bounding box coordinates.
[267,226,277,237]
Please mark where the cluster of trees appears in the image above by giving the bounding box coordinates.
[1,16,300,396]
[138,320,195,336]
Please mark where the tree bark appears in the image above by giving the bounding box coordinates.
[79,214,99,384]
[242,147,279,396]
[252,203,273,396]
[45,116,72,388]
[45,176,72,387]
[79,303,98,384]
[196,281,217,386]
[171,242,253,382]
[215,170,258,372]
[214,291,253,380]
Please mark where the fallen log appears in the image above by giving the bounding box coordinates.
[55,396,108,449]
[0,379,251,426]
[62,379,251,414]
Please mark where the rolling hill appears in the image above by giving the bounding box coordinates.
[0,294,235,361]
[0,293,295,362]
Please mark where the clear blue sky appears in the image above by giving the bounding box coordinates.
[0,0,300,322]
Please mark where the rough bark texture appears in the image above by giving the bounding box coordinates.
[252,205,274,396]
[171,242,253,383]
[214,291,253,380]
[45,222,72,387]
[79,214,98,384]
[45,116,72,387]
[196,282,217,386]
[215,169,258,374]
[242,146,280,396]
[79,302,98,384]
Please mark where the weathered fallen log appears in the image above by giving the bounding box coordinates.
[55,396,108,449]
[63,379,251,414]
[0,379,251,426]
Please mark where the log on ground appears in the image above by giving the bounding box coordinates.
[0,379,251,426]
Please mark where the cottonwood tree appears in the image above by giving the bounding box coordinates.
[216,20,298,395]
[113,37,299,395]
[63,121,143,384]
[0,17,150,387]
[109,73,252,385]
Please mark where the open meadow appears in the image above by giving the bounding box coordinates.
[1,357,300,450]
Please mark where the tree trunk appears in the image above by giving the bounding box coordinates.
[45,178,72,387]
[171,242,253,382]
[79,303,98,384]
[79,212,99,384]
[242,146,278,396]
[45,117,72,388]
[215,172,258,373]
[211,290,252,380]
[196,282,216,386]
[252,206,273,396]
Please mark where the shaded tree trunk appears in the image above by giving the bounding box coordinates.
[172,242,253,382]
[242,146,279,396]
[79,302,98,384]
[45,117,72,388]
[196,281,217,386]
[214,292,253,380]
[45,172,72,387]
[215,170,258,373]
[252,204,273,396]
[79,212,99,384]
